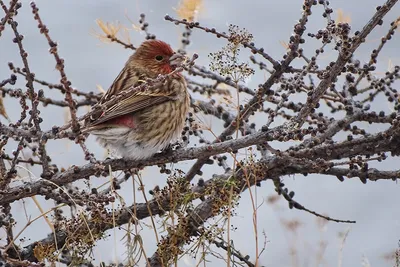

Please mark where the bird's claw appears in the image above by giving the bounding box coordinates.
[160,142,182,155]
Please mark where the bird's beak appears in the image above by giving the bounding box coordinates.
[169,53,185,68]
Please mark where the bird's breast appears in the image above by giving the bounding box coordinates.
[133,93,189,145]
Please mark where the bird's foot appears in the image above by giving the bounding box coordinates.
[160,142,182,155]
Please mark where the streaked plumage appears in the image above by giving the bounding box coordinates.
[83,40,190,160]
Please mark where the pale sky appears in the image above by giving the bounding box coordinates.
[0,0,399,266]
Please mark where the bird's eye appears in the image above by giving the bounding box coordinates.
[155,55,164,61]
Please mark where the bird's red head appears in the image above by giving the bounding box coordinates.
[131,40,184,75]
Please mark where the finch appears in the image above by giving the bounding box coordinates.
[83,40,190,160]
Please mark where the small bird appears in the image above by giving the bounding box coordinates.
[83,40,190,160]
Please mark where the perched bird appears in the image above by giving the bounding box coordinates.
[83,40,190,160]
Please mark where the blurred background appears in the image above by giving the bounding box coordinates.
[0,0,399,266]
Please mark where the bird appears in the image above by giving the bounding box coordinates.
[82,40,190,160]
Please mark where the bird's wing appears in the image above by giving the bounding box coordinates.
[84,62,183,130]
[86,90,174,127]
[101,64,146,101]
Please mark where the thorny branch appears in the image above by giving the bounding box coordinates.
[0,0,399,266]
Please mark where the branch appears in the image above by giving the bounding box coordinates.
[2,116,400,205]
[184,0,314,181]
[292,0,399,127]
[14,137,400,262]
